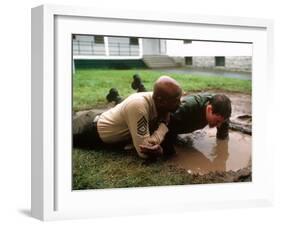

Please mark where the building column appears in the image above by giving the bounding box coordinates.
[104,36,109,56]
[139,38,143,58]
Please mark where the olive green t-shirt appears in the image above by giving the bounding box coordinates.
[168,93,229,139]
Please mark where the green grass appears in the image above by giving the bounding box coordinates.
[73,148,193,189]
[72,148,238,190]
[72,68,252,189]
[73,69,251,111]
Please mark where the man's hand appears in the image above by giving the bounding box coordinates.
[139,144,163,158]
[159,112,170,125]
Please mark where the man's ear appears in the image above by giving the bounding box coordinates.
[206,104,212,113]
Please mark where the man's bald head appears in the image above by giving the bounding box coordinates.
[153,76,182,99]
[153,76,182,114]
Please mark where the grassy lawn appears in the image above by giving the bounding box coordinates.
[73,148,193,189]
[73,68,252,190]
[73,69,251,111]
[73,148,235,190]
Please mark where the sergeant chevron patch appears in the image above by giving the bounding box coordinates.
[137,116,148,136]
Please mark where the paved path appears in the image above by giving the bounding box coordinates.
[154,68,251,80]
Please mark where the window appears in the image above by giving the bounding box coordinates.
[94,35,104,44]
[215,56,225,66]
[185,57,193,65]
[130,37,139,45]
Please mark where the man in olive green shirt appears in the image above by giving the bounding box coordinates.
[162,93,232,156]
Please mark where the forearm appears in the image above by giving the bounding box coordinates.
[216,120,229,139]
[145,123,169,145]
[161,131,177,156]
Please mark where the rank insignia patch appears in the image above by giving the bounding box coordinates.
[137,116,148,136]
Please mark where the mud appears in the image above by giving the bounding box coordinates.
[166,128,251,175]
[188,166,252,184]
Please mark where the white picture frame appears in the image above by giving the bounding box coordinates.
[31,4,274,221]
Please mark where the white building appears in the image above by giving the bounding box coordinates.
[166,40,252,72]
[73,35,167,58]
[73,35,252,72]
[73,35,174,69]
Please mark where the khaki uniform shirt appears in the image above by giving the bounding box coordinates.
[97,92,168,157]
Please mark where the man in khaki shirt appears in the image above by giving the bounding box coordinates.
[73,76,182,159]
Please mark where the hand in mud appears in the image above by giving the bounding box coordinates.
[216,120,230,139]
[139,144,163,158]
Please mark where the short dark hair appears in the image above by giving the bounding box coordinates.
[209,94,232,119]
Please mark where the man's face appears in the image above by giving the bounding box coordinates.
[164,94,181,113]
[206,105,225,128]
[154,87,182,113]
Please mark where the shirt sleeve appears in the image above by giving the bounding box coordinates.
[168,103,190,134]
[123,98,168,158]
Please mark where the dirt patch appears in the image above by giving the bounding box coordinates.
[166,129,251,176]
[189,166,252,184]
[225,92,252,134]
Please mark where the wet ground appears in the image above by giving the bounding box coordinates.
[167,129,251,174]
[154,68,252,80]
[167,91,252,176]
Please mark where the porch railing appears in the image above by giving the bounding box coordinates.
[73,40,140,56]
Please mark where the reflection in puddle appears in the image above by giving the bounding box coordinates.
[168,128,251,174]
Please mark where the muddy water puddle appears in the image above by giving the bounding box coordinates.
[167,128,251,175]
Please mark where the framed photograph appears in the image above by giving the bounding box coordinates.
[31,4,274,221]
